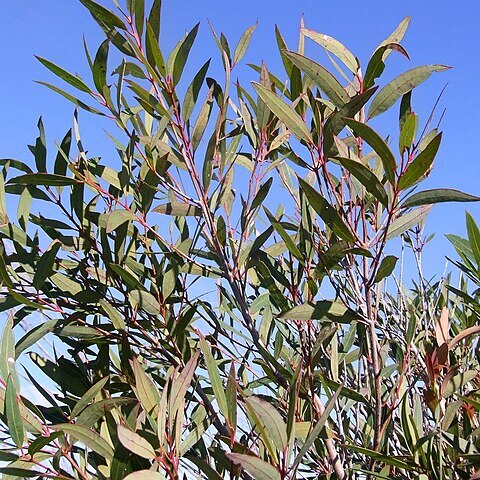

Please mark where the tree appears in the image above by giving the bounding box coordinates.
[1,1,480,479]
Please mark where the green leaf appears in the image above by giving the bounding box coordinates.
[123,472,167,480]
[55,423,114,460]
[170,351,200,418]
[99,299,125,331]
[291,387,342,473]
[78,0,127,30]
[386,205,432,240]
[132,358,161,415]
[234,23,257,65]
[264,208,303,262]
[153,202,202,216]
[7,173,78,187]
[93,39,110,94]
[199,335,228,420]
[279,300,357,323]
[105,210,137,233]
[298,178,354,241]
[0,253,13,289]
[15,320,60,357]
[398,132,442,190]
[0,316,17,386]
[374,255,398,282]
[345,445,415,470]
[283,51,349,107]
[32,240,61,290]
[402,189,480,208]
[301,28,358,73]
[5,375,25,447]
[337,157,388,206]
[251,178,273,211]
[71,376,109,418]
[191,87,214,151]
[245,396,288,451]
[363,43,409,90]
[36,81,106,115]
[378,17,411,59]
[129,290,161,315]
[466,212,480,268]
[35,56,91,93]
[252,82,313,143]
[368,65,451,119]
[182,60,210,122]
[399,112,417,152]
[343,118,396,185]
[168,23,200,84]
[117,425,156,459]
[226,454,281,480]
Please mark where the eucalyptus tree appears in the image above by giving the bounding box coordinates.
[1,1,480,479]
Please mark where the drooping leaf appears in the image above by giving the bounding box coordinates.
[367,65,450,119]
[78,0,127,30]
[401,189,480,208]
[35,56,91,93]
[93,39,110,94]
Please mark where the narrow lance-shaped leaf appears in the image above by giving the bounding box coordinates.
[234,22,257,65]
[168,23,200,84]
[5,375,25,448]
[337,157,388,206]
[300,28,358,73]
[7,173,78,187]
[226,454,281,480]
[132,358,161,415]
[377,16,411,59]
[343,118,397,185]
[35,56,92,93]
[264,208,304,262]
[283,51,349,107]
[93,39,109,95]
[298,178,354,242]
[466,212,480,268]
[401,189,480,209]
[78,0,127,30]
[117,425,156,459]
[398,132,442,190]
[169,351,200,417]
[33,240,61,290]
[245,396,288,451]
[367,65,451,119]
[153,201,202,216]
[54,423,114,461]
[252,82,313,143]
[199,335,228,420]
[386,205,432,240]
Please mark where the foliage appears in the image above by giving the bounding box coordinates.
[1,1,480,479]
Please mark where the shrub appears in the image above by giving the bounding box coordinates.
[1,1,480,479]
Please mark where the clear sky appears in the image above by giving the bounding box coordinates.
[1,0,479,278]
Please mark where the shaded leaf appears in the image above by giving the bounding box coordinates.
[374,255,398,282]
[226,453,280,480]
[153,202,202,216]
[117,424,156,459]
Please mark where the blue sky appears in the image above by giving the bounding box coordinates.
[1,0,479,277]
